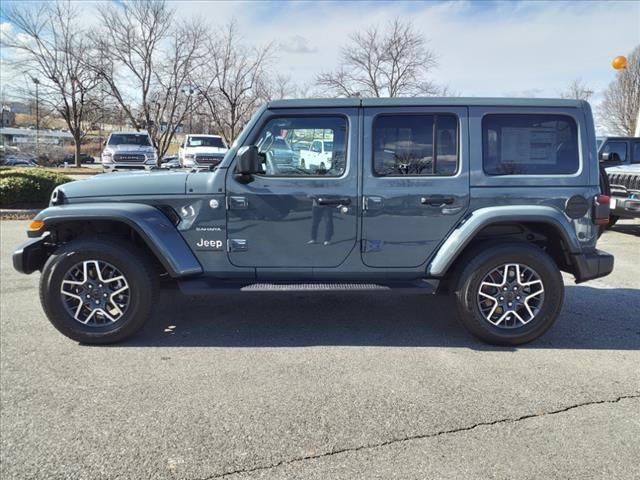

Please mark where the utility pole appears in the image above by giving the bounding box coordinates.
[32,77,40,158]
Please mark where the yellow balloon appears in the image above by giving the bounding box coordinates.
[612,56,628,70]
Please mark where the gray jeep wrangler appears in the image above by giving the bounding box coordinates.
[13,98,614,346]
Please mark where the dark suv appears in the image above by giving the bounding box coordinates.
[13,97,613,346]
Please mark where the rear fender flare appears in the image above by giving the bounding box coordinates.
[427,206,581,277]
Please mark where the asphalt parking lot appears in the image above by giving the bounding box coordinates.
[1,219,639,479]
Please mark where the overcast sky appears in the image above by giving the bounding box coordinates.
[2,0,639,109]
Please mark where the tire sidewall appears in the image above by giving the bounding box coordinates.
[456,244,564,345]
[41,239,155,343]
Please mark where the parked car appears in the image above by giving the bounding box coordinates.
[179,134,228,168]
[101,131,157,172]
[598,136,640,225]
[161,157,181,169]
[13,97,613,346]
[1,156,39,167]
[62,153,96,165]
[258,135,297,173]
[297,139,334,171]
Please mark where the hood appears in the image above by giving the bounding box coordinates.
[605,164,640,174]
[58,171,189,200]
[106,144,155,153]
[184,146,228,155]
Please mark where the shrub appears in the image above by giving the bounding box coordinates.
[0,168,72,208]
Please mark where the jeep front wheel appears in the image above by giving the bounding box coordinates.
[453,243,564,345]
[40,237,158,344]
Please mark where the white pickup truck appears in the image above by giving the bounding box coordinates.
[298,139,333,170]
[179,134,228,168]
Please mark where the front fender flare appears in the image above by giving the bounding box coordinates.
[427,206,581,277]
[30,203,202,277]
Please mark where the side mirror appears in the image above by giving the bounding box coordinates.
[236,145,263,175]
[599,152,610,162]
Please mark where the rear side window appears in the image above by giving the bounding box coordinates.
[373,114,458,176]
[482,114,579,175]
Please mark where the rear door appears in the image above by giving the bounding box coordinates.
[361,106,469,268]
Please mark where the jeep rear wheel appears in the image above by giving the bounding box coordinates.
[40,237,158,344]
[453,243,564,345]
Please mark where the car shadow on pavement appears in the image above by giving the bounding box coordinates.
[110,285,640,351]
[609,222,640,238]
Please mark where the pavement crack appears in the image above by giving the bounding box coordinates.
[200,393,640,479]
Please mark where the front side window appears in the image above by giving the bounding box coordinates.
[254,116,348,177]
[602,142,627,163]
[373,114,458,176]
[483,114,579,175]
[108,134,151,146]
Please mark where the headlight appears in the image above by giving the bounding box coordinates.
[102,152,113,158]
[185,154,195,160]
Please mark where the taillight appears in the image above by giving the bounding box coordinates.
[593,195,610,225]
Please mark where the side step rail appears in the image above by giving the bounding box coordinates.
[176,278,440,295]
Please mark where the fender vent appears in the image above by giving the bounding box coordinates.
[156,205,180,226]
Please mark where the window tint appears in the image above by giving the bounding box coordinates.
[482,114,579,175]
[633,142,640,164]
[254,116,347,177]
[373,114,458,176]
[187,136,226,148]
[602,141,627,163]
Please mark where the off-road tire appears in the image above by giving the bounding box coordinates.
[452,242,564,346]
[40,237,158,344]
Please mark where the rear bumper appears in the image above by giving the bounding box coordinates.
[571,249,614,283]
[13,234,49,274]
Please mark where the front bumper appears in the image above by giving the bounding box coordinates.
[610,195,640,218]
[103,163,150,171]
[571,249,614,283]
[13,234,50,274]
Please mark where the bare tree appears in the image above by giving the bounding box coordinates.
[194,22,273,144]
[92,0,206,161]
[560,79,594,101]
[2,1,99,166]
[599,45,640,136]
[317,19,438,98]
[263,74,298,101]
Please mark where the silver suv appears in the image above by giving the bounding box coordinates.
[101,132,157,172]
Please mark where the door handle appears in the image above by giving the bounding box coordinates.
[421,195,455,207]
[316,197,351,206]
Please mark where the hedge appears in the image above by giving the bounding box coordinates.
[0,168,72,208]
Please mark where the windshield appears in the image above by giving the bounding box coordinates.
[187,136,226,148]
[108,134,151,146]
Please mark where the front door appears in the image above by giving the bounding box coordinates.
[225,110,359,271]
[361,106,469,268]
